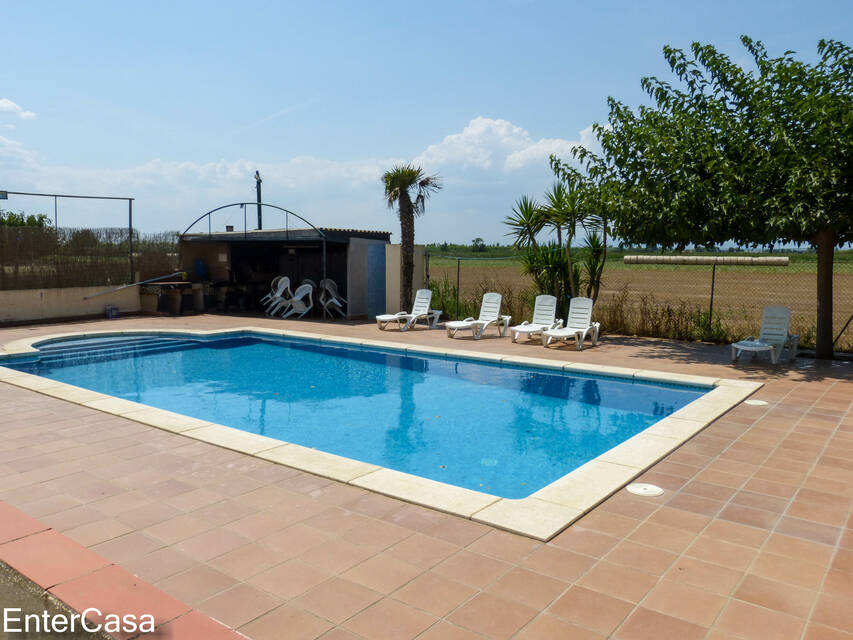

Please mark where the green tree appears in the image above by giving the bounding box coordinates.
[382,164,442,309]
[0,208,52,228]
[556,36,853,358]
[471,237,486,252]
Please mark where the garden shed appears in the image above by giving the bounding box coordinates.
[178,226,390,318]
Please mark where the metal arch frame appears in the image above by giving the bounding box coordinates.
[179,201,328,293]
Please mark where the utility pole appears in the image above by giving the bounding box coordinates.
[254,170,263,230]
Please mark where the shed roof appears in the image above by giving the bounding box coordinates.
[181,227,391,243]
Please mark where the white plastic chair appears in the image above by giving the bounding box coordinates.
[264,276,294,315]
[446,292,507,339]
[319,278,347,318]
[376,289,440,331]
[732,306,799,364]
[259,276,283,307]
[510,295,562,343]
[541,297,600,350]
[280,283,314,319]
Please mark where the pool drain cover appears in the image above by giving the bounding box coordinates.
[744,399,769,406]
[627,483,664,497]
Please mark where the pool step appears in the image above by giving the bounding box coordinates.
[35,339,202,365]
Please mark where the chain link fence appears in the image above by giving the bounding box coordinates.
[427,253,853,353]
[0,226,179,290]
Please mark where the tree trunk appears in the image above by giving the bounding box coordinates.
[815,229,835,359]
[399,194,415,310]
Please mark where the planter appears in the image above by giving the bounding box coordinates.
[140,293,159,314]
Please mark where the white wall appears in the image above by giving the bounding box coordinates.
[0,286,141,324]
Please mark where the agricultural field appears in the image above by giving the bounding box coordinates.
[427,250,853,351]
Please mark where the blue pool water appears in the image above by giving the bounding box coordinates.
[5,334,706,498]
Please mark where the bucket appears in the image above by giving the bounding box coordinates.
[104,305,119,319]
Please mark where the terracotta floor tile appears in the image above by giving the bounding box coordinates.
[577,561,659,603]
[343,553,423,594]
[64,517,133,547]
[392,571,476,617]
[344,598,437,640]
[260,522,332,557]
[156,610,245,640]
[776,516,841,545]
[295,577,382,624]
[486,566,568,609]
[812,593,853,634]
[521,545,596,582]
[701,518,769,548]
[299,539,376,574]
[466,528,542,563]
[0,529,110,588]
[804,623,853,640]
[628,521,697,553]
[122,547,199,583]
[647,506,710,533]
[750,551,827,589]
[143,513,216,545]
[734,573,816,618]
[167,527,249,565]
[197,582,280,628]
[239,604,333,640]
[89,531,164,564]
[614,607,707,640]
[572,510,640,538]
[548,585,633,634]
[50,564,190,633]
[114,501,183,529]
[715,599,805,640]
[385,533,458,569]
[208,541,288,580]
[515,614,606,640]
[550,524,620,557]
[663,556,743,595]
[719,503,780,530]
[605,540,678,575]
[197,498,259,525]
[341,518,412,553]
[667,492,724,517]
[417,621,487,640]
[427,516,490,546]
[685,535,758,571]
[448,592,537,640]
[156,564,237,606]
[642,578,727,627]
[225,509,293,540]
[248,559,332,600]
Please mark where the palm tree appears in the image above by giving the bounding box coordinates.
[542,181,585,297]
[383,164,442,309]
[504,195,543,250]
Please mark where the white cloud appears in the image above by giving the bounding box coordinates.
[415,116,595,172]
[0,116,594,242]
[0,98,36,120]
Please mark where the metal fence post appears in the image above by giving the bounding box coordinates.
[456,258,461,320]
[708,262,717,339]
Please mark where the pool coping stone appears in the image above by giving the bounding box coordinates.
[0,326,761,541]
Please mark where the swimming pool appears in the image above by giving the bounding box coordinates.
[5,332,705,499]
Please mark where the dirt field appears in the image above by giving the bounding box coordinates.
[429,260,853,351]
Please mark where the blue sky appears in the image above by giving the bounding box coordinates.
[1,1,850,243]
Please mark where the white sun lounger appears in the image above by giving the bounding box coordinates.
[541,296,600,350]
[510,295,562,342]
[732,306,799,364]
[376,289,441,331]
[446,292,508,339]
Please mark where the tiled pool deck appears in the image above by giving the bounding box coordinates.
[0,314,851,640]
